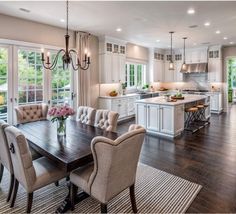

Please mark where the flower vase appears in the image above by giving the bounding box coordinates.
[57,119,66,136]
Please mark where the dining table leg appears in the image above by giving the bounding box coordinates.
[55,183,89,213]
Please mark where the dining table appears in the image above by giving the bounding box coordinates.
[17,119,119,213]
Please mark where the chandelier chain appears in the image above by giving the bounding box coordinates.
[66,0,69,35]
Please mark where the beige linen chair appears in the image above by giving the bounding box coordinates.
[94,110,119,132]
[77,106,96,125]
[70,124,146,213]
[4,126,68,213]
[15,103,48,124]
[0,120,14,202]
[14,103,48,160]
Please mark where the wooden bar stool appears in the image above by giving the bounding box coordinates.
[185,107,198,131]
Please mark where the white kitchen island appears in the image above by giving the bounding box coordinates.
[135,94,210,138]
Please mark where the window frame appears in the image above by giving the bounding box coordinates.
[125,62,146,90]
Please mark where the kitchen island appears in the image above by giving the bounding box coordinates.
[135,94,210,138]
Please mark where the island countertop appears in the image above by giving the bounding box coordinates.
[135,94,209,106]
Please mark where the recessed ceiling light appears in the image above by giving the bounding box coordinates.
[230,42,234,44]
[187,8,195,14]
[60,19,65,23]
[19,8,30,13]
[193,43,197,46]
[216,30,221,34]
[156,39,160,42]
[116,28,122,32]
[204,22,211,26]
[224,37,228,40]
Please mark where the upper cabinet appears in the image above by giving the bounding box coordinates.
[185,47,208,64]
[99,37,127,84]
[153,50,165,82]
[208,46,222,82]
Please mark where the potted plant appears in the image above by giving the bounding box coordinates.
[121,82,127,95]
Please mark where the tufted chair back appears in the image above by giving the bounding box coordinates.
[77,106,96,126]
[15,103,48,124]
[94,110,119,132]
[88,125,146,203]
[5,126,36,192]
[0,120,13,173]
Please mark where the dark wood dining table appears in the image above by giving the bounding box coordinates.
[17,119,119,213]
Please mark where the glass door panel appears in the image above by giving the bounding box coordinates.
[18,49,43,105]
[51,52,72,106]
[0,47,8,121]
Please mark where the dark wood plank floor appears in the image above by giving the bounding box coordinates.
[117,105,236,213]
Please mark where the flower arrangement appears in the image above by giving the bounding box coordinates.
[48,105,75,136]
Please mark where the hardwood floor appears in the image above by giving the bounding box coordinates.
[117,105,236,213]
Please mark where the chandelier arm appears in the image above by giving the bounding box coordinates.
[69,51,79,70]
[43,49,65,70]
[49,49,66,70]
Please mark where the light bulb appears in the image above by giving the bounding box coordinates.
[169,62,174,70]
[47,52,50,56]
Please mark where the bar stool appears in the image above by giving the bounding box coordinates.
[185,107,198,132]
[194,104,206,128]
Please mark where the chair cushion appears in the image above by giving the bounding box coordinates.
[70,163,94,194]
[32,157,68,192]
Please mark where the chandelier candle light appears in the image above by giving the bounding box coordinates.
[169,31,175,70]
[41,0,91,71]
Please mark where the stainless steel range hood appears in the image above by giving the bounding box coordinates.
[180,62,208,73]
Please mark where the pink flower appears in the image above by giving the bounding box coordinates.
[48,105,75,119]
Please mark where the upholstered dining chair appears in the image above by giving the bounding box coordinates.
[94,109,119,132]
[0,120,14,202]
[70,124,146,213]
[14,103,48,160]
[4,126,68,213]
[77,106,96,125]
[15,103,48,124]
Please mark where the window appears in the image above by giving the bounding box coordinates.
[125,62,146,89]
[51,52,71,106]
[18,49,43,105]
[0,48,8,121]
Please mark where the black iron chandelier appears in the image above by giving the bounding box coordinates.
[41,0,91,71]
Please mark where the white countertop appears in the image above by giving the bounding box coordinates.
[99,90,220,99]
[135,94,209,106]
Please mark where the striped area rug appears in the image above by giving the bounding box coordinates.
[0,164,201,213]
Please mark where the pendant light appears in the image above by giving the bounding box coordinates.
[169,31,175,70]
[181,37,187,72]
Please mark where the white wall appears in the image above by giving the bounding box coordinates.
[0,14,75,48]
[0,14,100,108]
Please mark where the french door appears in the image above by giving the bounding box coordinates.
[0,44,77,125]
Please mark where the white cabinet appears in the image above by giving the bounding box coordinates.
[99,38,126,84]
[99,95,139,121]
[159,105,174,134]
[208,46,222,82]
[208,93,223,114]
[135,102,184,138]
[185,48,208,64]
[208,58,222,82]
[164,62,174,82]
[153,60,164,82]
[147,104,160,132]
[99,53,126,83]
[174,61,183,81]
[136,103,147,127]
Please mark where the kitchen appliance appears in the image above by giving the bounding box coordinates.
[181,62,208,73]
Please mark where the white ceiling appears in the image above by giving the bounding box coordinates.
[0,1,236,49]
